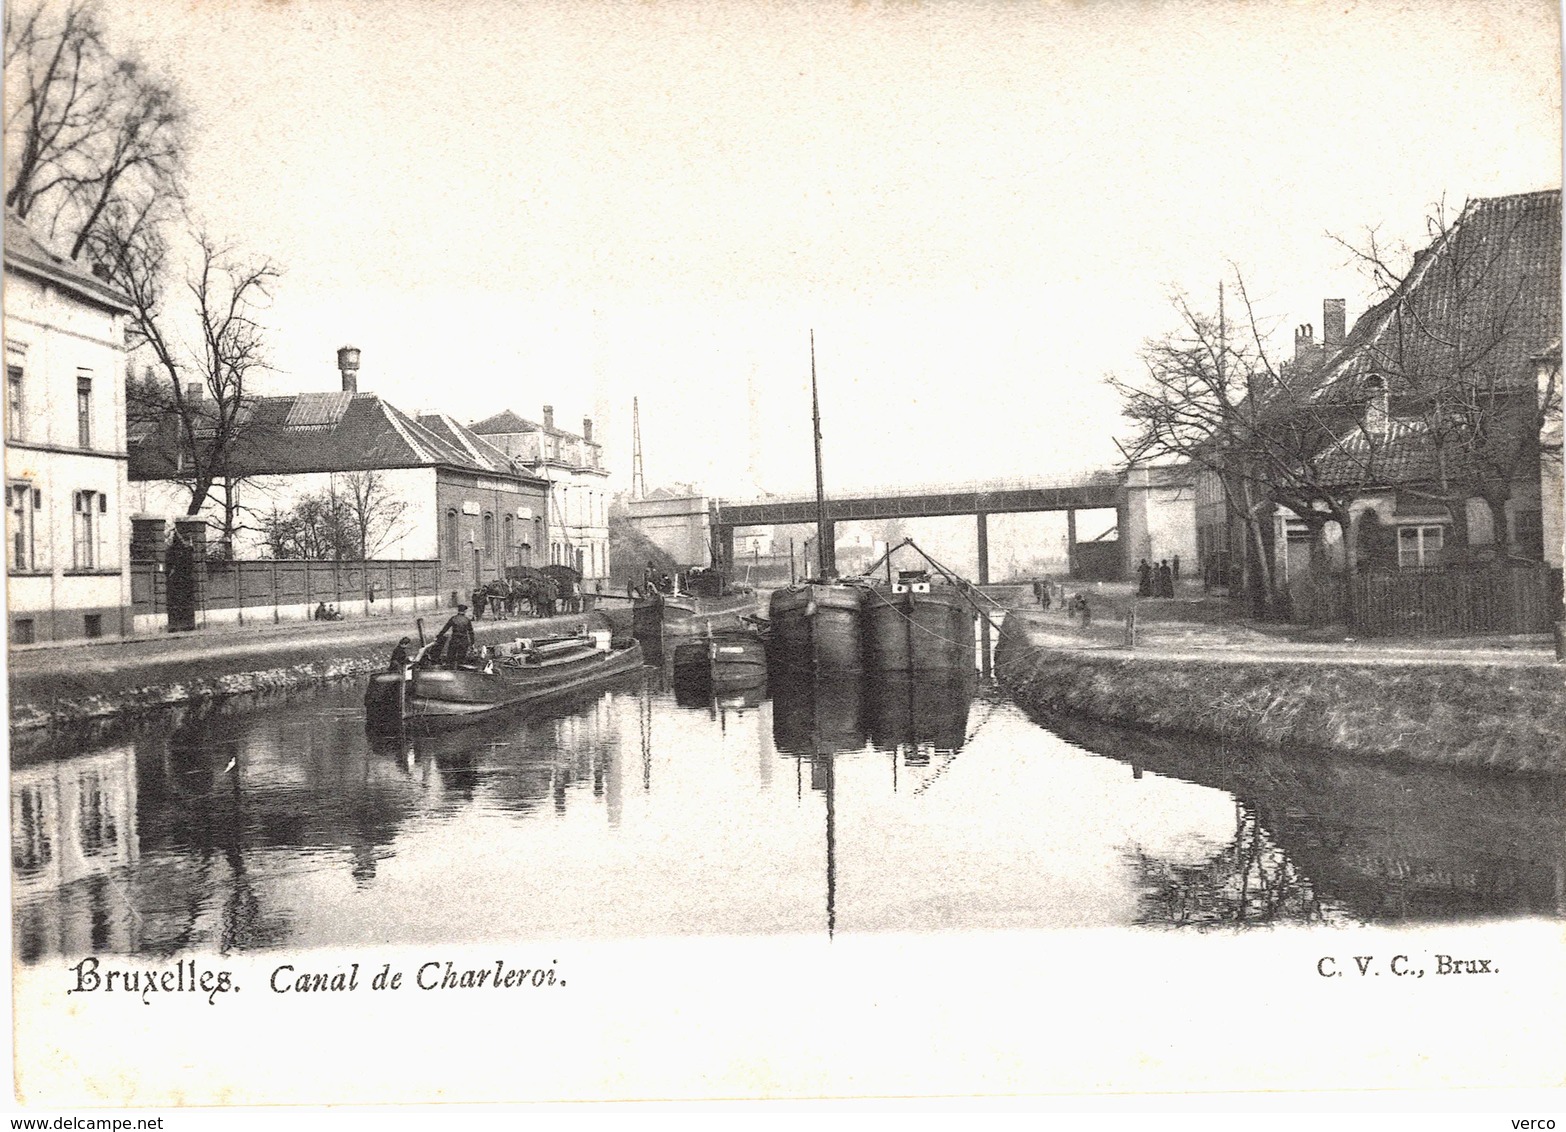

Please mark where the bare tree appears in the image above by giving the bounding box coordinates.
[121,229,281,528]
[335,471,409,559]
[1110,275,1398,619]
[257,494,351,562]
[1328,195,1560,560]
[4,0,185,258]
[1108,283,1285,612]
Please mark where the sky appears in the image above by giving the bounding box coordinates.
[100,0,1562,499]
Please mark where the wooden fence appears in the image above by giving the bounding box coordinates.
[1292,562,1558,637]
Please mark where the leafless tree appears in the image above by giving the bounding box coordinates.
[122,230,281,528]
[1329,196,1560,559]
[1109,275,1397,618]
[335,471,410,560]
[1108,282,1285,611]
[4,0,185,259]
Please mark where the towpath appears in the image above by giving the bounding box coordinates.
[6,606,620,681]
[6,604,635,731]
[1003,607,1558,669]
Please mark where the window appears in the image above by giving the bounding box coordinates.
[1512,508,1544,558]
[445,509,460,560]
[6,363,23,441]
[483,512,495,558]
[84,613,103,638]
[76,373,93,448]
[8,483,37,572]
[1397,524,1444,569]
[503,515,514,566]
[12,618,35,645]
[73,490,104,570]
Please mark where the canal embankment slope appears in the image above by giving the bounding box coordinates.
[994,601,1564,775]
[6,605,633,731]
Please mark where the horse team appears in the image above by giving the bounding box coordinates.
[469,566,588,620]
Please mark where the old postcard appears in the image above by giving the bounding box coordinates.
[5,0,1563,1112]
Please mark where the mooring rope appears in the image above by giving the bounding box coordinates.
[860,587,973,650]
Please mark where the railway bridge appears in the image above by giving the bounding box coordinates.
[682,465,1191,583]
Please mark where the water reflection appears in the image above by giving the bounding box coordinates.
[11,663,1563,961]
[1036,712,1566,927]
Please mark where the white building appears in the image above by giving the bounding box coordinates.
[126,350,548,622]
[4,211,134,643]
[469,406,611,586]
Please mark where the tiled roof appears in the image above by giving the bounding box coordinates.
[414,412,518,471]
[470,407,599,445]
[3,209,132,312]
[469,409,538,435]
[1309,419,1445,489]
[128,392,545,483]
[1311,190,1561,401]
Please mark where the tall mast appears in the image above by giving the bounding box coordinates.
[811,330,830,579]
[631,395,646,500]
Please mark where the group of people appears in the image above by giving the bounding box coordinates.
[387,602,476,672]
[642,560,674,595]
[1031,577,1070,610]
[312,602,344,621]
[1030,576,1093,628]
[1137,557,1180,599]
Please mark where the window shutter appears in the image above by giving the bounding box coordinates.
[98,494,107,513]
[31,488,40,509]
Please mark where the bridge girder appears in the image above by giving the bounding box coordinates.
[715,484,1122,528]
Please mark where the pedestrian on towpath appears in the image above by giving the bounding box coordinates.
[389,636,413,671]
[1137,558,1152,597]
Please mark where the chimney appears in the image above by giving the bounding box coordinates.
[1293,323,1314,361]
[543,404,554,431]
[337,345,361,394]
[1323,299,1346,350]
[582,417,593,443]
[184,382,204,402]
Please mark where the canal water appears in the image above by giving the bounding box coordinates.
[11,659,1565,961]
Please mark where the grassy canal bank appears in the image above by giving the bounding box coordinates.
[994,609,1565,775]
[7,607,631,732]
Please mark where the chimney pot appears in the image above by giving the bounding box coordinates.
[543,404,555,430]
[582,417,593,443]
[1323,299,1346,350]
[337,345,361,394]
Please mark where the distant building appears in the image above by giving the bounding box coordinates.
[624,485,713,569]
[128,350,548,608]
[4,210,135,644]
[469,407,611,586]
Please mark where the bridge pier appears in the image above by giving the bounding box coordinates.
[1066,508,1078,578]
[975,512,990,585]
[714,524,735,572]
